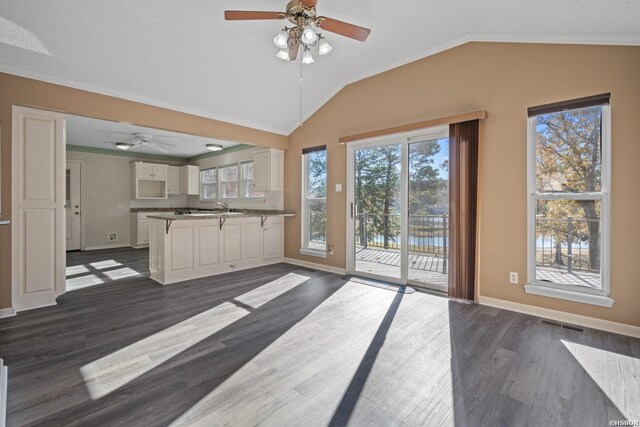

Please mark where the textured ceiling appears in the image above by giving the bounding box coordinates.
[1,1,639,135]
[66,114,239,157]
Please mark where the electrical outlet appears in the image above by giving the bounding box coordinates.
[509,272,518,284]
[107,232,117,241]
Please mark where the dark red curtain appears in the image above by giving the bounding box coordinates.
[448,120,479,301]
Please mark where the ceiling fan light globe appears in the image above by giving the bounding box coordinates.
[301,25,317,45]
[115,143,133,150]
[276,48,290,61]
[273,30,289,49]
[206,144,224,152]
[302,49,315,64]
[318,39,332,55]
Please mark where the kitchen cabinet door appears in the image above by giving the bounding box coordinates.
[263,217,283,260]
[243,217,263,262]
[222,220,242,264]
[167,166,180,194]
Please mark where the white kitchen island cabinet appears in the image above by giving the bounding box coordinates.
[148,214,286,285]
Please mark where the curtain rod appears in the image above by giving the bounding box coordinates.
[338,109,487,144]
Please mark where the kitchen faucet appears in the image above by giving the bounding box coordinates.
[216,201,229,212]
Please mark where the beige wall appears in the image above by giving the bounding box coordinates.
[284,42,640,327]
[0,72,287,309]
[65,151,186,249]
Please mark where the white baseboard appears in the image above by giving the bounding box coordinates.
[478,295,640,339]
[83,243,131,251]
[283,257,346,276]
[0,308,16,319]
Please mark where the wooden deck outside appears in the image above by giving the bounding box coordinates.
[356,247,600,290]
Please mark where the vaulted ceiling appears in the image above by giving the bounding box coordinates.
[1,1,638,135]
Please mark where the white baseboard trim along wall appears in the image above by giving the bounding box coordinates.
[83,243,131,251]
[479,296,640,339]
[283,258,346,276]
[0,308,15,319]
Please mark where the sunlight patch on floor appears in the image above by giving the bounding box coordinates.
[234,273,310,309]
[66,265,89,276]
[80,273,310,400]
[562,339,640,420]
[89,259,122,270]
[169,282,417,426]
[65,274,104,291]
[103,267,142,281]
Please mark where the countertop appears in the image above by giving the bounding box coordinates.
[147,209,295,221]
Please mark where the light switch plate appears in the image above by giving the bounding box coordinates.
[335,184,342,192]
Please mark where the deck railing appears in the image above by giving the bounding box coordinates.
[536,217,599,273]
[356,212,448,260]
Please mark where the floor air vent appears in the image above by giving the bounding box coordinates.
[539,319,585,333]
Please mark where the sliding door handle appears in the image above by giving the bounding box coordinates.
[350,203,354,219]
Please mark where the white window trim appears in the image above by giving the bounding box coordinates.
[525,105,613,307]
[300,149,327,257]
[240,160,265,203]
[219,163,239,200]
[199,166,218,202]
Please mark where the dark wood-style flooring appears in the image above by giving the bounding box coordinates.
[1,248,638,426]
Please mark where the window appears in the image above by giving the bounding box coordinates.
[200,167,217,200]
[220,164,239,199]
[301,146,327,257]
[525,94,612,307]
[241,161,265,199]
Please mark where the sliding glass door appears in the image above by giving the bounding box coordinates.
[347,127,449,292]
[353,143,403,280]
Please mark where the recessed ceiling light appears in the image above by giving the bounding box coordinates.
[206,144,223,151]
[115,142,133,150]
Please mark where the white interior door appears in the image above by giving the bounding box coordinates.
[66,161,81,251]
[12,106,66,311]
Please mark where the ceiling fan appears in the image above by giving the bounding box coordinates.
[225,0,371,62]
[103,133,176,154]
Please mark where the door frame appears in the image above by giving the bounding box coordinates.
[66,159,85,251]
[346,125,449,289]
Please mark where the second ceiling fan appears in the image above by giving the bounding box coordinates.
[225,0,371,62]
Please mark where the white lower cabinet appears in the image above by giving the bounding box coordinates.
[131,212,152,248]
[149,216,285,284]
[263,217,283,260]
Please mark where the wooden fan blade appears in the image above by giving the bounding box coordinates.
[316,17,371,41]
[300,0,318,7]
[224,11,285,21]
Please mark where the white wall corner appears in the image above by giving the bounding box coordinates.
[478,295,640,339]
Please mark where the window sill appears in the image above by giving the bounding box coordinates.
[524,282,614,308]
[299,248,327,258]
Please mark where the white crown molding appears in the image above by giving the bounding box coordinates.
[2,32,638,137]
[479,295,640,339]
[0,61,290,136]
[288,32,640,134]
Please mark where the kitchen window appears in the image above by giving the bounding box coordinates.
[525,93,613,307]
[300,146,327,257]
[241,161,265,199]
[220,164,239,199]
[200,167,217,201]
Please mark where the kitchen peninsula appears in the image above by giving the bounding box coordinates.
[148,210,294,284]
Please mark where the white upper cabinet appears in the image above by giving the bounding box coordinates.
[167,166,180,195]
[131,162,168,199]
[253,149,284,192]
[134,162,168,181]
[180,165,200,195]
